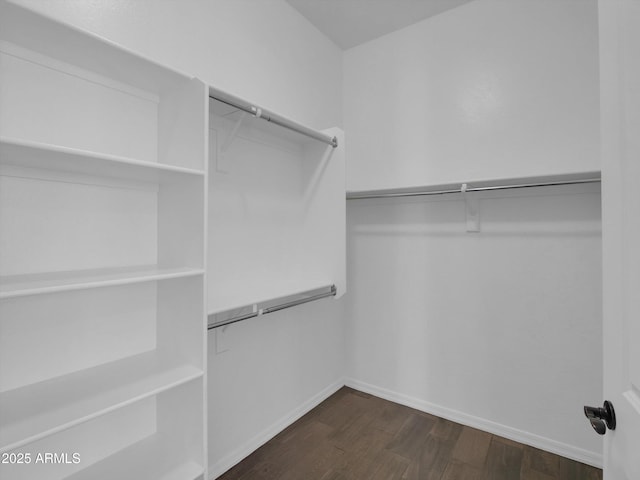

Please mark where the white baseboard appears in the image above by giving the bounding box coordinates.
[208,378,345,479]
[344,378,603,469]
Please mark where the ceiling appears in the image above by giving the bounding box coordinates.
[285,0,474,50]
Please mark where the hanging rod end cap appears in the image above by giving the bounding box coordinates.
[331,136,338,148]
[251,106,263,118]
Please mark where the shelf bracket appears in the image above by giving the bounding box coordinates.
[221,111,247,154]
[217,112,247,173]
[461,183,480,232]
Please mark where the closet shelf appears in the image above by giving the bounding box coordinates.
[0,266,204,299]
[0,350,203,454]
[0,1,191,96]
[66,434,203,480]
[0,137,205,183]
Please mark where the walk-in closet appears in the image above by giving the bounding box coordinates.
[0,0,638,479]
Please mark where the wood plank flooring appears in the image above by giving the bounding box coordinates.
[217,387,602,480]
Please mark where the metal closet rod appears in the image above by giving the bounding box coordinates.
[208,285,337,330]
[346,177,602,200]
[209,89,338,148]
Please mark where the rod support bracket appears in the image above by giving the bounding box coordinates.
[461,183,480,233]
[217,111,248,173]
[251,106,263,119]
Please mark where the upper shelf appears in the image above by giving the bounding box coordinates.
[0,1,191,95]
[346,171,602,200]
[0,137,205,183]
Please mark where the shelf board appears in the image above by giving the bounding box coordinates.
[0,266,204,299]
[0,350,203,454]
[0,1,189,95]
[66,434,203,480]
[0,137,205,184]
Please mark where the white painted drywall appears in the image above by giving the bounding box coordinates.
[345,187,603,464]
[9,1,345,477]
[343,0,600,191]
[343,0,603,466]
[12,0,342,131]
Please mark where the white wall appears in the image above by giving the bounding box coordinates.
[343,0,603,467]
[13,0,342,131]
[344,0,600,191]
[346,187,603,464]
[9,1,345,478]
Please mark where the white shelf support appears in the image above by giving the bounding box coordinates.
[217,111,247,173]
[461,183,480,233]
[220,111,246,154]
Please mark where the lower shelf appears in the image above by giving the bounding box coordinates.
[0,350,202,454]
[0,378,204,480]
[66,434,204,480]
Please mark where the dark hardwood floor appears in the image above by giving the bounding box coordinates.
[217,387,602,480]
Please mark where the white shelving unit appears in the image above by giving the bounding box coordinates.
[0,2,207,479]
